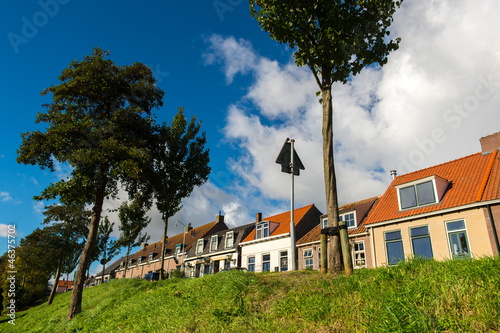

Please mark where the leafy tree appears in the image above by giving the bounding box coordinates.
[151,107,210,280]
[42,204,89,306]
[250,0,403,274]
[96,216,119,285]
[17,47,164,319]
[115,195,151,277]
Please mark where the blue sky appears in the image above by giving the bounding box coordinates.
[2,0,500,277]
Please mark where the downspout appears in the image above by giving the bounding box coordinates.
[486,204,500,255]
[369,227,377,268]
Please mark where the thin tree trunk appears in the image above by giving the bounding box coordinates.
[67,179,107,320]
[47,257,62,306]
[322,86,341,273]
[123,245,130,278]
[159,217,168,280]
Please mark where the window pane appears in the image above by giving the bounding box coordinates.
[263,254,270,261]
[412,237,433,259]
[400,186,417,209]
[386,241,404,265]
[447,221,465,231]
[416,181,436,205]
[248,257,255,264]
[410,226,429,237]
[385,230,402,241]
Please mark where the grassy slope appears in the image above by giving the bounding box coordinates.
[1,257,499,332]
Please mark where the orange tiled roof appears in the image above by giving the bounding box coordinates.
[365,150,500,225]
[296,196,379,245]
[242,204,316,243]
[57,280,73,288]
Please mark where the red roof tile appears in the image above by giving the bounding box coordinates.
[242,204,316,243]
[365,151,500,225]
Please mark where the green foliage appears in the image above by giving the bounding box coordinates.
[250,0,404,85]
[2,258,499,332]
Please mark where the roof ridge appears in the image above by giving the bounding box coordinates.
[263,203,314,221]
[397,151,483,178]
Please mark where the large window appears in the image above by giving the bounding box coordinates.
[248,256,255,272]
[225,231,234,248]
[385,230,404,266]
[446,220,471,259]
[262,254,271,272]
[256,222,270,239]
[340,212,356,228]
[352,242,366,268]
[410,226,433,259]
[304,249,313,269]
[196,239,204,254]
[399,181,436,210]
[210,235,218,252]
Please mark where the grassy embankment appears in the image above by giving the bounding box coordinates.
[1,257,499,332]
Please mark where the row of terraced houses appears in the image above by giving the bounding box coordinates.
[93,132,500,284]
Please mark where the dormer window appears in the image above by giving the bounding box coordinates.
[396,175,449,210]
[148,253,154,261]
[175,244,182,256]
[128,259,133,268]
[225,231,234,248]
[210,235,218,252]
[196,239,204,254]
[321,218,328,229]
[138,256,143,264]
[256,222,269,239]
[339,212,356,228]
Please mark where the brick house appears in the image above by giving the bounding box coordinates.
[296,196,379,270]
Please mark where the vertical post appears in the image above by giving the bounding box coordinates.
[290,139,297,271]
[320,233,327,274]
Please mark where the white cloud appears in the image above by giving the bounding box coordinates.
[0,191,13,202]
[204,0,500,213]
[33,201,44,214]
[0,224,15,237]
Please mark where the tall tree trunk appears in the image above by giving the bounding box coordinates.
[321,86,353,275]
[159,217,168,280]
[47,257,63,306]
[67,179,107,320]
[123,245,131,278]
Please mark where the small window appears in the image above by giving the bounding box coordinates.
[410,226,433,259]
[262,254,271,272]
[399,181,436,210]
[446,220,471,259]
[148,253,154,261]
[256,222,270,239]
[210,235,218,252]
[321,218,328,229]
[248,256,255,272]
[352,242,366,268]
[225,231,234,248]
[138,257,143,264]
[280,251,288,272]
[385,230,404,266]
[340,212,356,228]
[304,249,313,269]
[196,239,204,254]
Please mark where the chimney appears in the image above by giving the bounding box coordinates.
[185,222,193,233]
[256,212,262,224]
[142,243,148,250]
[390,170,397,179]
[216,211,224,223]
[480,132,500,154]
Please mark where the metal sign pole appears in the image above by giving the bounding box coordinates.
[289,139,296,271]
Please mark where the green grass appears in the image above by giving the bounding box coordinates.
[2,257,499,332]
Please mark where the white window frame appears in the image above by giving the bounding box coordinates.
[303,249,313,269]
[321,218,328,229]
[385,230,404,266]
[225,231,234,249]
[395,176,440,211]
[196,239,204,254]
[256,222,270,239]
[445,219,472,259]
[340,212,356,229]
[352,241,366,268]
[262,253,271,272]
[248,256,255,272]
[148,253,154,262]
[409,225,433,259]
[210,235,218,252]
